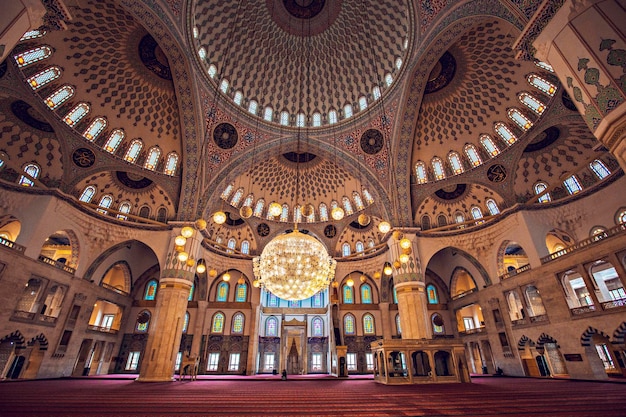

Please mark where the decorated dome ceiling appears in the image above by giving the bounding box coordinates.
[191,0,411,127]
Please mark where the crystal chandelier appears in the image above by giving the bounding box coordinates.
[253,229,336,301]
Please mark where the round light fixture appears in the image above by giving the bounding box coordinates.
[195,218,207,230]
[373,271,381,279]
[378,221,391,234]
[238,277,245,285]
[175,245,185,252]
[174,235,187,246]
[393,260,401,269]
[196,263,206,274]
[399,238,411,249]
[346,278,355,287]
[208,268,218,278]
[302,203,315,217]
[253,280,261,288]
[331,206,345,221]
[181,226,194,238]
[240,205,253,219]
[186,258,196,267]
[177,251,189,262]
[392,230,404,241]
[253,230,336,301]
[357,213,371,226]
[268,202,282,217]
[213,210,227,224]
[399,253,410,263]
[383,264,393,276]
[222,272,231,282]
[360,275,367,283]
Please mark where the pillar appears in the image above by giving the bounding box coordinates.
[137,226,201,382]
[532,0,626,170]
[387,233,432,340]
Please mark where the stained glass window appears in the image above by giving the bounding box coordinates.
[563,175,582,194]
[396,314,401,335]
[268,293,278,307]
[308,317,323,337]
[144,280,158,300]
[427,284,438,304]
[241,240,250,255]
[280,204,289,222]
[45,85,74,110]
[343,285,354,303]
[361,284,372,304]
[464,144,482,167]
[312,292,323,307]
[507,109,532,131]
[198,47,206,60]
[480,134,500,156]
[355,241,364,253]
[79,185,96,203]
[254,199,265,217]
[344,314,355,335]
[83,117,107,141]
[64,103,90,127]
[495,122,519,143]
[342,196,353,215]
[590,159,610,179]
[192,27,199,39]
[352,192,364,210]
[104,129,125,153]
[248,100,258,115]
[19,163,39,186]
[455,211,465,224]
[27,66,61,90]
[342,243,351,257]
[448,151,464,174]
[219,79,229,94]
[117,201,131,220]
[296,113,305,127]
[359,96,367,111]
[328,110,337,124]
[231,188,244,206]
[362,189,374,204]
[372,86,381,100]
[221,184,234,200]
[535,182,551,203]
[393,287,398,304]
[486,199,500,216]
[319,203,328,221]
[343,104,353,119]
[232,312,244,334]
[519,92,545,115]
[528,74,556,96]
[233,91,243,105]
[136,310,150,332]
[432,157,446,180]
[144,147,161,170]
[124,139,143,163]
[20,29,46,41]
[264,107,273,121]
[227,238,236,254]
[164,152,179,176]
[385,73,393,86]
[208,64,217,78]
[395,57,403,69]
[368,239,375,248]
[235,283,247,302]
[415,161,428,184]
[471,206,483,220]
[14,46,52,67]
[211,312,224,333]
[188,283,195,301]
[294,205,302,224]
[363,314,375,334]
[266,316,278,336]
[97,195,113,214]
[280,111,290,125]
[312,112,321,127]
[217,282,229,302]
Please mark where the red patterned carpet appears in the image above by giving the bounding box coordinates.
[0,376,625,416]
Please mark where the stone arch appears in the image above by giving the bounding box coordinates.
[612,321,626,346]
[0,330,26,350]
[496,240,529,277]
[27,333,48,350]
[517,335,535,350]
[0,214,21,241]
[450,266,478,298]
[83,240,159,286]
[581,326,611,347]
[536,333,559,351]
[545,228,575,254]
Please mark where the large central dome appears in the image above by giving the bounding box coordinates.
[191,0,410,127]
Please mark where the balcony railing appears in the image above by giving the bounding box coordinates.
[541,223,626,264]
[601,298,626,310]
[38,255,76,274]
[0,237,25,252]
[87,325,118,334]
[459,327,485,335]
[11,310,35,320]
[529,314,548,323]
[101,282,130,296]
[570,305,596,315]
[498,264,531,281]
[38,315,58,325]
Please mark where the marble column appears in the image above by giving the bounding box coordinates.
[387,233,432,340]
[137,227,201,382]
[532,0,626,170]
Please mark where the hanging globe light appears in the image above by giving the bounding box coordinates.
[253,230,336,301]
[253,280,261,288]
[186,257,196,267]
[378,221,391,234]
[393,260,401,269]
[222,272,231,282]
[346,278,355,287]
[195,218,207,230]
[373,271,381,279]
[331,206,345,221]
[392,230,404,241]
[238,277,245,285]
[357,213,371,226]
[174,235,187,247]
[213,210,227,224]
[208,268,218,278]
[383,263,393,276]
[399,253,410,263]
[196,263,206,274]
[268,202,282,217]
[399,238,411,250]
[181,226,194,238]
[177,251,189,262]
[360,275,367,283]
[240,205,253,219]
[301,203,314,218]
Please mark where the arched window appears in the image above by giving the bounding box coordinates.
[83,117,107,141]
[617,209,626,224]
[139,206,150,218]
[216,282,229,302]
[432,313,444,334]
[211,312,224,333]
[535,182,551,203]
[14,45,52,67]
[527,74,556,96]
[45,85,75,110]
[97,194,113,214]
[144,279,158,300]
[385,73,393,86]
[396,314,401,335]
[312,316,323,336]
[124,139,143,163]
[363,314,375,334]
[359,96,368,111]
[266,316,278,336]
[395,57,403,69]
[64,102,90,126]
[486,199,500,216]
[296,113,305,127]
[507,109,532,131]
[312,292,323,307]
[464,144,482,167]
[104,129,125,153]
[268,292,279,307]
[343,104,353,119]
[230,188,244,206]
[280,111,290,126]
[319,203,328,221]
[19,163,40,186]
[294,205,302,224]
[590,159,610,179]
[208,64,217,78]
[280,204,289,222]
[342,243,351,257]
[79,185,96,203]
[471,206,483,220]
[233,91,243,105]
[343,284,354,303]
[219,79,229,94]
[534,61,554,72]
[352,192,364,210]
[198,47,206,60]
[437,214,448,227]
[263,106,273,121]
[227,238,236,254]
[518,92,545,115]
[563,175,582,194]
[241,240,250,255]
[117,201,131,220]
[254,199,265,217]
[248,100,258,115]
[136,310,151,332]
[368,239,375,249]
[427,284,439,304]
[20,29,46,41]
[188,282,195,301]
[431,157,446,180]
[344,314,355,335]
[372,85,381,100]
[495,122,518,144]
[415,161,428,184]
[328,109,338,124]
[448,151,464,175]
[232,312,244,334]
[156,207,167,223]
[27,66,61,90]
[164,152,179,176]
[454,211,465,224]
[362,188,374,204]
[221,184,234,200]
[361,284,372,304]
[355,241,364,253]
[342,196,353,215]
[144,147,161,170]
[421,215,431,230]
[393,287,398,304]
[312,112,322,127]
[235,282,247,302]
[182,312,190,333]
[480,134,500,157]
